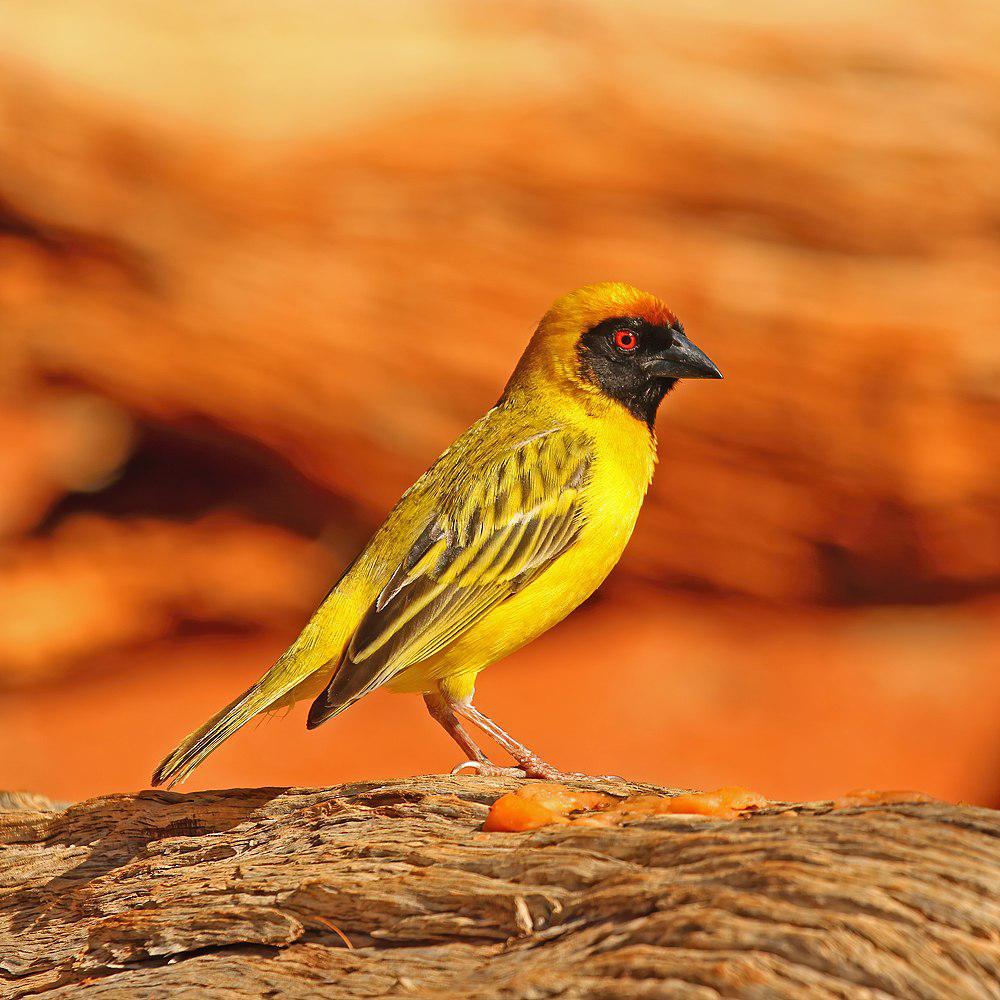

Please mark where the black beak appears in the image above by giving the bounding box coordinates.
[645,332,722,380]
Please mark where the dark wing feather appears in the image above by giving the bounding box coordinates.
[307,429,591,727]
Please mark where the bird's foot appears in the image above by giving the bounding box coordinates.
[450,757,624,783]
[450,759,527,779]
[513,755,625,784]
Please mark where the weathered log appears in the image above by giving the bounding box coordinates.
[2,776,998,998]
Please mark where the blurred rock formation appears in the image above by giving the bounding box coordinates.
[0,1,996,801]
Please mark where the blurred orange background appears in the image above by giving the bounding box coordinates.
[0,1,997,806]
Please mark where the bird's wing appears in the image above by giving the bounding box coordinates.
[307,428,592,726]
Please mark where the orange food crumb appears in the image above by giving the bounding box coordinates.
[652,786,768,819]
[833,788,939,808]
[484,783,768,832]
[482,783,617,832]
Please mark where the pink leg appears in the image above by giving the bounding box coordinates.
[423,693,525,777]
[453,700,619,782]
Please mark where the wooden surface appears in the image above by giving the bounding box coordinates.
[2,776,999,998]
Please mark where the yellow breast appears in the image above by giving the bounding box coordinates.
[388,397,656,698]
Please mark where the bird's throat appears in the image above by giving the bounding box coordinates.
[580,353,678,428]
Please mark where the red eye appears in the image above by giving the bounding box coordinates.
[614,329,639,352]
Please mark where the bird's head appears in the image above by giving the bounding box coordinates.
[506,282,722,427]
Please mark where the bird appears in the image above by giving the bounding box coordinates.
[152,282,721,787]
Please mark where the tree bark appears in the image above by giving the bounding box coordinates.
[2,777,998,998]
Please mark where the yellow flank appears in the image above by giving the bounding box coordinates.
[152,282,707,788]
[387,398,655,701]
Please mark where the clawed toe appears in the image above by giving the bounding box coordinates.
[519,759,625,783]
[450,757,624,783]
[450,759,527,778]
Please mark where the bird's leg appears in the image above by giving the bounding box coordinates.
[452,699,577,781]
[422,692,489,765]
[454,699,623,783]
[422,692,526,778]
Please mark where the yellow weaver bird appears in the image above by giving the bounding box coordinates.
[153,282,721,787]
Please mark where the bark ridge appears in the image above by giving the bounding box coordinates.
[1,777,998,998]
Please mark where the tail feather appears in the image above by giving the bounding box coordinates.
[151,618,343,788]
[152,681,279,788]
